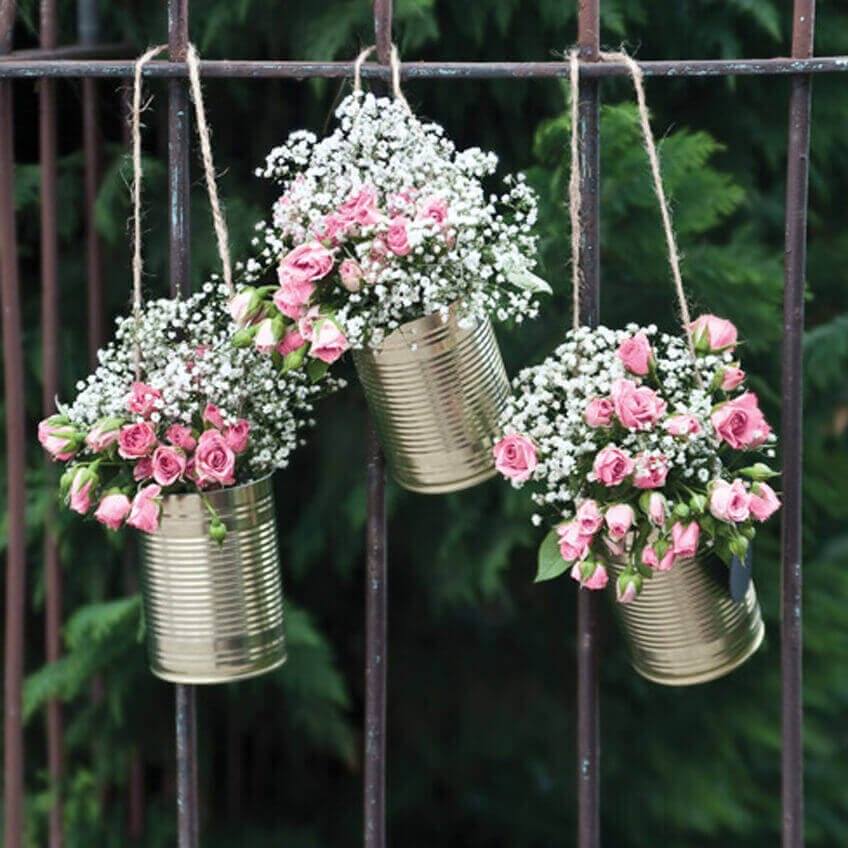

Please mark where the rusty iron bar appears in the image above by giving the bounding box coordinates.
[1,4,25,846]
[39,0,65,843]
[80,0,105,364]
[782,2,815,845]
[576,4,601,847]
[363,8,390,848]
[168,1,199,846]
[1,55,848,79]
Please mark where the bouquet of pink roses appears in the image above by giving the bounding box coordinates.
[493,315,781,603]
[39,284,343,540]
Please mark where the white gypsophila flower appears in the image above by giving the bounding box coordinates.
[241,93,541,349]
[65,283,345,481]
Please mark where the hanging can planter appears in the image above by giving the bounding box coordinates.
[139,475,286,684]
[352,305,510,494]
[607,553,765,686]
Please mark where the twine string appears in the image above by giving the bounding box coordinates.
[568,48,704,389]
[352,43,411,112]
[185,43,233,296]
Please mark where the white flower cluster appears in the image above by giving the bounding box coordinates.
[500,324,751,520]
[240,92,541,348]
[66,283,345,478]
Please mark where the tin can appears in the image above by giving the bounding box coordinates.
[352,306,510,494]
[139,475,286,684]
[608,553,765,686]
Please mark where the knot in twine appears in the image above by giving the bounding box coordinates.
[352,42,412,113]
[567,47,704,390]
[131,43,234,377]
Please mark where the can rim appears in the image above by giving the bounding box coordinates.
[156,469,276,507]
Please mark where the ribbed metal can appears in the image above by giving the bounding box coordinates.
[352,306,510,494]
[139,475,286,684]
[607,554,765,686]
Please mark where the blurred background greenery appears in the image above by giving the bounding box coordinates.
[3,0,848,844]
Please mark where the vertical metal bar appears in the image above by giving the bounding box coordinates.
[169,0,191,299]
[79,0,104,363]
[168,1,198,845]
[576,2,601,847]
[782,2,814,846]
[1,4,25,846]
[40,0,64,844]
[363,7,390,848]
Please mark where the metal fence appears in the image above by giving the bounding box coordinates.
[0,0,834,845]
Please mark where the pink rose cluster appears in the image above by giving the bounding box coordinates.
[232,185,455,361]
[38,386,252,535]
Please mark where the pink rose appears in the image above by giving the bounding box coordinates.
[583,563,609,591]
[254,318,279,354]
[338,188,381,227]
[664,414,702,437]
[709,479,752,523]
[616,330,654,376]
[125,382,162,417]
[603,535,626,557]
[166,424,196,453]
[194,430,236,487]
[152,445,187,487]
[277,328,306,357]
[85,419,121,452]
[721,367,745,391]
[749,482,781,522]
[133,457,153,481]
[203,404,225,430]
[641,546,658,569]
[616,576,640,604]
[228,290,259,328]
[38,418,79,461]
[604,503,635,541]
[298,306,322,342]
[94,493,132,531]
[493,434,538,483]
[592,446,634,487]
[648,492,666,527]
[611,379,667,430]
[69,468,94,515]
[642,545,675,572]
[557,522,593,562]
[385,216,411,256]
[690,314,738,351]
[224,420,250,454]
[417,196,448,227]
[273,277,316,321]
[118,422,157,459]
[309,319,349,364]
[278,241,334,284]
[585,398,614,428]
[338,258,364,292]
[671,521,700,557]
[127,484,162,533]
[632,453,668,489]
[575,500,603,535]
[711,392,771,449]
[313,214,350,246]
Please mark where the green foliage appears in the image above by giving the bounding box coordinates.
[6,0,848,845]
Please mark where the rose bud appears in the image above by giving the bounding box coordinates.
[94,493,132,531]
[616,570,643,604]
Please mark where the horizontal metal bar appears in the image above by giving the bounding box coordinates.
[0,42,132,61]
[0,55,846,79]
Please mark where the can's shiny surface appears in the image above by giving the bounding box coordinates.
[353,307,510,494]
[139,475,286,684]
[608,553,765,686]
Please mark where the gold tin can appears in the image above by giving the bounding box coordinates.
[608,554,765,686]
[352,306,510,494]
[139,475,286,684]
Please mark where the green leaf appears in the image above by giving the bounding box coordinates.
[505,266,553,295]
[306,358,330,383]
[535,529,568,582]
[283,344,308,372]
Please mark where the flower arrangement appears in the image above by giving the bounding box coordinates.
[493,314,781,603]
[38,283,344,539]
[228,91,545,355]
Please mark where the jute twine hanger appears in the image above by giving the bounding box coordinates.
[352,42,412,112]
[131,43,234,379]
[568,47,705,390]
